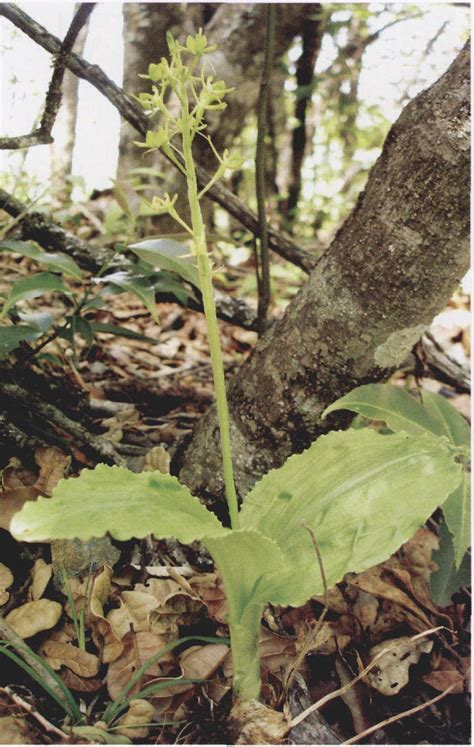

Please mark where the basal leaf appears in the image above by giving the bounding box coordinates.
[430,520,471,607]
[240,429,462,607]
[442,473,471,569]
[324,385,471,571]
[1,272,69,318]
[11,464,227,544]
[128,239,200,290]
[0,240,83,279]
[323,384,443,438]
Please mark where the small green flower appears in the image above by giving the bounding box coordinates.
[147,59,170,82]
[185,29,217,56]
[150,192,179,215]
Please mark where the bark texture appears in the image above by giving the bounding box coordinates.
[50,2,90,201]
[179,43,470,514]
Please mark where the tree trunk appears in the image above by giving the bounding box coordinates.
[179,43,470,515]
[50,3,90,202]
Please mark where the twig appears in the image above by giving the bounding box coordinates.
[343,672,470,744]
[283,523,329,697]
[288,626,446,729]
[254,5,276,335]
[0,4,95,150]
[0,686,69,740]
[0,382,126,465]
[0,3,318,273]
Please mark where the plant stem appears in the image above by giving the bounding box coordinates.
[179,76,239,530]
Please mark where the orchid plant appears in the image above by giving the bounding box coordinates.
[11,32,469,704]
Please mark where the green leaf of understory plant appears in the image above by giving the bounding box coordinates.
[128,239,201,290]
[1,272,70,318]
[95,272,160,323]
[88,322,157,343]
[430,519,471,607]
[239,428,463,607]
[0,324,43,359]
[0,239,83,280]
[324,384,470,570]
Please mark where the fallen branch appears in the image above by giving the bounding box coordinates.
[0,3,318,273]
[0,686,68,741]
[0,4,95,150]
[0,382,126,466]
[0,185,260,330]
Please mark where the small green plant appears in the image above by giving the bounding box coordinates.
[10,32,469,704]
[0,236,199,363]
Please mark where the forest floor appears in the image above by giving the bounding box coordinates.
[0,228,471,745]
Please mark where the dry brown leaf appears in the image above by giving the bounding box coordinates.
[350,566,433,630]
[41,640,100,677]
[89,566,123,663]
[149,591,206,638]
[260,628,296,675]
[189,572,228,623]
[115,698,155,738]
[367,636,434,695]
[5,599,62,638]
[136,578,181,604]
[61,668,103,692]
[2,460,36,489]
[116,590,159,631]
[107,631,173,701]
[0,715,35,744]
[143,446,171,473]
[29,558,52,601]
[353,589,379,630]
[34,447,70,495]
[0,562,14,606]
[422,656,470,694]
[0,486,41,532]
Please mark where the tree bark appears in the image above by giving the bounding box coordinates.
[50,2,91,202]
[179,43,470,514]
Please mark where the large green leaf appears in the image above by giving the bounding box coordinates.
[240,429,462,607]
[0,240,83,280]
[11,464,227,544]
[430,519,471,607]
[324,384,471,570]
[128,239,200,290]
[323,384,444,438]
[1,272,69,318]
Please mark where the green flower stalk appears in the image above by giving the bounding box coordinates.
[135,30,242,529]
